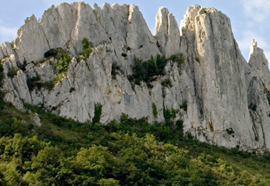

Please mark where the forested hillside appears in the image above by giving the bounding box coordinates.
[0,100,270,185]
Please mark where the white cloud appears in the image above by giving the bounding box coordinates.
[240,0,270,22]
[0,26,17,41]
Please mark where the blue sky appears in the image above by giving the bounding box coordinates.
[0,0,269,62]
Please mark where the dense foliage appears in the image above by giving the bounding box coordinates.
[82,37,93,58]
[47,48,71,85]
[92,103,102,124]
[128,55,166,88]
[55,48,71,73]
[128,54,185,88]
[0,101,270,185]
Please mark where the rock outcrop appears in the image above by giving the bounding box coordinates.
[1,2,270,152]
[154,7,180,58]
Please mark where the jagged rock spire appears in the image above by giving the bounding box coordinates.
[154,7,180,58]
[249,39,257,60]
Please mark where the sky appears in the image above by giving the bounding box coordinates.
[0,0,269,62]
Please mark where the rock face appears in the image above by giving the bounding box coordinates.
[1,2,270,152]
[180,6,257,149]
[155,7,180,58]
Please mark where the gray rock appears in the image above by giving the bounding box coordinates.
[32,113,42,127]
[14,15,50,63]
[154,7,180,58]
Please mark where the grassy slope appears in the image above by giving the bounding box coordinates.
[1,101,270,185]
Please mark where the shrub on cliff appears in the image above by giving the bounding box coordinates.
[128,54,184,88]
[55,48,71,73]
[128,55,166,88]
[82,37,93,58]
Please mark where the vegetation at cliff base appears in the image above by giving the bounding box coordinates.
[0,102,270,185]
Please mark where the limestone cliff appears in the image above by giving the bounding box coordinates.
[1,2,270,152]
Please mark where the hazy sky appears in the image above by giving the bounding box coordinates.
[0,0,269,62]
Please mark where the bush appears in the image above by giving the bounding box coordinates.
[0,119,27,136]
[7,67,18,78]
[98,178,120,186]
[128,56,166,88]
[128,54,184,88]
[156,54,166,75]
[53,73,65,85]
[176,120,184,138]
[83,48,92,58]
[82,37,93,58]
[163,105,179,125]
[76,55,83,62]
[82,37,93,50]
[55,48,71,73]
[169,53,185,67]
[92,102,102,124]
[152,103,158,119]
[163,107,171,124]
